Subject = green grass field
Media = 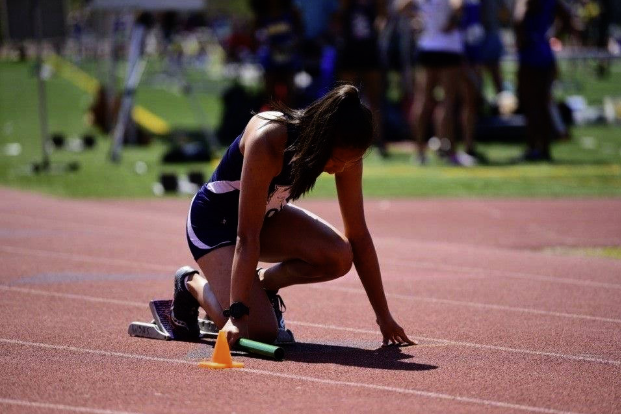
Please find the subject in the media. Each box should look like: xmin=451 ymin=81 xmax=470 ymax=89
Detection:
xmin=1 ymin=58 xmax=621 ymax=199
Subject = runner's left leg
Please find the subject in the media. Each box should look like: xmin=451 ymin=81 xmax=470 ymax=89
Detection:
xmin=258 ymin=204 xmax=353 ymax=291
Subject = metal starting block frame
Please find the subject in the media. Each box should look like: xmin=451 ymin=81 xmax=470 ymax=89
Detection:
xmin=128 ymin=299 xmax=218 ymax=341
xmin=128 ymin=299 xmax=295 ymax=344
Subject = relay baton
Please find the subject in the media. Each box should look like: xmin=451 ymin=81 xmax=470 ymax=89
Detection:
xmin=237 ymin=338 xmax=284 ymax=361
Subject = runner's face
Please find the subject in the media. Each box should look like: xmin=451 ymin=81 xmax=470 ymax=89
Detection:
xmin=323 ymin=147 xmax=366 ymax=175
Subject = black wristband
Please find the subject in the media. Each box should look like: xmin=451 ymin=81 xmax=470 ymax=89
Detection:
xmin=223 ymin=301 xmax=250 ymax=319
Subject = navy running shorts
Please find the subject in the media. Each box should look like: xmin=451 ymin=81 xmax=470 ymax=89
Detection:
xmin=186 ymin=192 xmax=238 ymax=261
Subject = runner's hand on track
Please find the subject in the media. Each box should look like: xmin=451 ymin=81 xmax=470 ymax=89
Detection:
xmin=377 ymin=314 xmax=417 ymax=346
xmin=223 ymin=317 xmax=248 ymax=347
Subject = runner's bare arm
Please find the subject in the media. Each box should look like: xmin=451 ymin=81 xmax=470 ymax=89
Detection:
xmin=231 ymin=119 xmax=285 ymax=306
xmin=335 ymin=161 xmax=415 ymax=345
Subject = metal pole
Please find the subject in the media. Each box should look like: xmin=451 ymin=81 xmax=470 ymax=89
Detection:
xmin=109 ymin=23 xmax=146 ymax=162
xmin=34 ymin=0 xmax=51 ymax=171
xmin=174 ymin=61 xmax=219 ymax=152
xmin=107 ymin=12 xmax=118 ymax=130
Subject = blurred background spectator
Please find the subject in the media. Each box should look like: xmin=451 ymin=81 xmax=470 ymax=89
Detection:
xmin=460 ymin=0 xmax=487 ymax=164
xmin=333 ymin=0 xmax=389 ymax=157
xmin=293 ymin=0 xmax=339 ymax=105
xmin=514 ymin=0 xmax=581 ymax=162
xmin=409 ymin=0 xmax=469 ymax=165
xmin=249 ymin=0 xmax=303 ymax=107
xmin=3 ymin=0 xmax=621 ymax=169
xmin=479 ymin=0 xmax=511 ymax=96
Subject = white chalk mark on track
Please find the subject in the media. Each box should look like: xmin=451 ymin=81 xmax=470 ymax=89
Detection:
xmin=0 ymin=338 xmax=586 ymax=414
xmin=0 ymin=397 xmax=142 ymax=414
xmin=382 ymin=257 xmax=621 ymax=290
xmin=2 ymin=285 xmax=620 ymax=367
xmin=310 ymin=284 xmax=621 ymax=324
xmin=3 ymin=242 xmax=620 ymax=290
xmin=287 ymin=321 xmax=621 ymax=367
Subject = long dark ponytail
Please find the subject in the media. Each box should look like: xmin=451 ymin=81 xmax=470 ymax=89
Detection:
xmin=265 ymin=84 xmax=374 ymax=200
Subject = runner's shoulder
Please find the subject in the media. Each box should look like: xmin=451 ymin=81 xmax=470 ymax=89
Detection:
xmin=245 ymin=111 xmax=288 ymax=156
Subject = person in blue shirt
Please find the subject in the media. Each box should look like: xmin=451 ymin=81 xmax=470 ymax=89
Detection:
xmin=335 ymin=0 xmax=390 ymax=157
xmin=514 ymin=0 xmax=578 ymax=161
xmin=251 ymin=0 xmax=303 ymax=107
xmin=479 ymin=0 xmax=510 ymax=95
xmin=461 ymin=0 xmax=487 ymax=164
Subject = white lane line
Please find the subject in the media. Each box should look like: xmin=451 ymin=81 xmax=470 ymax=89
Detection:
xmin=0 ymin=285 xmax=145 ymax=307
xmin=0 ymin=204 xmax=180 ymax=226
xmin=5 ymin=278 xmax=621 ymax=330
xmin=287 ymin=321 xmax=621 ymax=367
xmin=0 ymin=245 xmax=172 ymax=272
xmin=0 ymin=397 xmax=142 ymax=414
xmin=310 ymin=284 xmax=621 ymax=324
xmin=3 ymin=244 xmax=620 ymax=325
xmin=382 ymin=257 xmax=621 ymax=290
xmin=242 ymin=368 xmax=583 ymax=414
xmin=2 ymin=241 xmax=620 ymax=324
xmin=2 ymin=285 xmax=620 ymax=367
xmin=463 ymin=201 xmax=504 ymax=219
xmin=4 ymin=242 xmax=620 ymax=292
xmin=0 ymin=212 xmax=175 ymax=241
xmin=0 ymin=338 xmax=584 ymax=414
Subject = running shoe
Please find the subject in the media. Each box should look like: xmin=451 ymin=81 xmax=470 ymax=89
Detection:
xmin=266 ymin=290 xmax=296 ymax=343
xmin=170 ymin=266 xmax=201 ymax=339
xmin=258 ymin=268 xmax=296 ymax=343
xmin=265 ymin=289 xmax=287 ymax=331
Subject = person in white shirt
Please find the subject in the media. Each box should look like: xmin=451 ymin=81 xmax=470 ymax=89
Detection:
xmin=410 ymin=0 xmax=468 ymax=165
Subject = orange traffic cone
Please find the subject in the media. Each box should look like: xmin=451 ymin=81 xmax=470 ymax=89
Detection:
xmin=199 ymin=330 xmax=244 ymax=369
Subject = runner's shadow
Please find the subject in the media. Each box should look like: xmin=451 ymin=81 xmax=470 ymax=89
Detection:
xmin=281 ymin=341 xmax=438 ymax=371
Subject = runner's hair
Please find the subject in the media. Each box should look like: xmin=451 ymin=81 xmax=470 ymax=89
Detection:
xmin=260 ymin=84 xmax=374 ymax=201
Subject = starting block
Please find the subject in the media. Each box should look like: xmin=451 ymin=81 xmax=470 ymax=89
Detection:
xmin=128 ymin=299 xmax=219 ymax=341
xmin=129 ymin=299 xmax=289 ymax=360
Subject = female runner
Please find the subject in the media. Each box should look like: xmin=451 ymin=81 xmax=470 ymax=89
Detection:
xmin=171 ymin=84 xmax=415 ymax=347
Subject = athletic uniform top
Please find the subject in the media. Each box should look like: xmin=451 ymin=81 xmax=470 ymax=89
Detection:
xmin=199 ymin=122 xmax=297 ymax=219
xmin=461 ymin=0 xmax=485 ymax=62
xmin=186 ymin=121 xmax=298 ymax=260
xmin=416 ymin=0 xmax=464 ymax=54
xmin=517 ymin=0 xmax=557 ymax=67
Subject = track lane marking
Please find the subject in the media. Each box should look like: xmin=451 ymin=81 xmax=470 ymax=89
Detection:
xmin=309 ymin=284 xmax=621 ymax=324
xmin=0 ymin=285 xmax=145 ymax=307
xmin=3 ymin=209 xmax=620 ymax=247
xmin=0 ymin=397 xmax=141 ymax=414
xmin=5 ymin=279 xmax=621 ymax=326
xmin=0 ymin=206 xmax=179 ymax=229
xmin=3 ymin=240 xmax=620 ymax=290
xmin=0 ymin=245 xmax=172 ymax=272
xmin=0 ymin=338 xmax=586 ymax=414
xmin=286 ymin=321 xmax=621 ymax=367
xmin=382 ymin=257 xmax=621 ymax=289
xmin=0 ymin=213 xmax=175 ymax=240
xmin=3 ymin=246 xmax=620 ymax=325
xmin=2 ymin=285 xmax=620 ymax=366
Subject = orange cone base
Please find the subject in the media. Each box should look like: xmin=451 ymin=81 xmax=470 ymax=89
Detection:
xmin=199 ymin=360 xmax=244 ymax=369
xmin=198 ymin=330 xmax=244 ymax=369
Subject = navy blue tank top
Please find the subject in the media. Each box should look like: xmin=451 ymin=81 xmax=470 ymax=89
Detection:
xmin=518 ymin=0 xmax=556 ymax=67
xmin=197 ymin=123 xmax=297 ymax=218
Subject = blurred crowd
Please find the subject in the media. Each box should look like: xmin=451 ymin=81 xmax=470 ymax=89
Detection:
xmin=4 ymin=0 xmax=619 ymax=165
xmin=232 ymin=0 xmax=617 ymax=164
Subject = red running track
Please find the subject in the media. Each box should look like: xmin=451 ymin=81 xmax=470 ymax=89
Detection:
xmin=1 ymin=187 xmax=620 ymax=414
